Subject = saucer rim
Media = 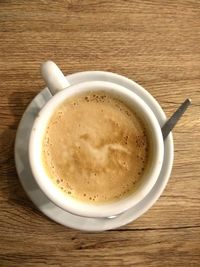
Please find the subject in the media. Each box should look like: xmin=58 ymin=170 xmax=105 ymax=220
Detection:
xmin=14 ymin=70 xmax=174 ymax=231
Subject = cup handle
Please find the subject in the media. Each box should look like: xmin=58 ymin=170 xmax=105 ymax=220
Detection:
xmin=41 ymin=60 xmax=70 ymax=95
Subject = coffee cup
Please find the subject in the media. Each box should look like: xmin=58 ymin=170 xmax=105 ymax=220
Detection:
xmin=29 ymin=61 xmax=164 ymax=218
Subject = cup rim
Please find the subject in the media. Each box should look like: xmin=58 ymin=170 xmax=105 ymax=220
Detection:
xmin=29 ymin=80 xmax=164 ymax=218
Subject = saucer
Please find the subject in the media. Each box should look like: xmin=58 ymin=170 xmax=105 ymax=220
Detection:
xmin=15 ymin=71 xmax=174 ymax=231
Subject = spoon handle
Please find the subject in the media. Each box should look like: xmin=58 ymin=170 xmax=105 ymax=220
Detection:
xmin=162 ymin=98 xmax=191 ymax=140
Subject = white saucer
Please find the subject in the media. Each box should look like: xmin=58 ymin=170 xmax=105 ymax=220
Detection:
xmin=15 ymin=71 xmax=174 ymax=231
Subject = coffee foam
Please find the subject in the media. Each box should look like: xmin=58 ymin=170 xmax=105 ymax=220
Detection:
xmin=42 ymin=91 xmax=149 ymax=203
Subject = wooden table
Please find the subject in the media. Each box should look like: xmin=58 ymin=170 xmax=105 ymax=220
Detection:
xmin=0 ymin=1 xmax=199 ymax=266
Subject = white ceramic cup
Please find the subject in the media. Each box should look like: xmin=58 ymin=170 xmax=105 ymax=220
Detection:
xmin=29 ymin=61 xmax=164 ymax=218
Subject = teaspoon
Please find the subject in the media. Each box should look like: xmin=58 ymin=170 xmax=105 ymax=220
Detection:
xmin=162 ymin=98 xmax=191 ymax=140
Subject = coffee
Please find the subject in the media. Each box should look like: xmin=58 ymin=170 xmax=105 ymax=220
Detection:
xmin=42 ymin=91 xmax=149 ymax=203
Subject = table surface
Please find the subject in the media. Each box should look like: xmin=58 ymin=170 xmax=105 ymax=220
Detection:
xmin=0 ymin=1 xmax=200 ymax=266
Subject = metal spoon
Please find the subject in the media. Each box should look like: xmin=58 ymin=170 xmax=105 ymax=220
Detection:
xmin=162 ymin=98 xmax=191 ymax=140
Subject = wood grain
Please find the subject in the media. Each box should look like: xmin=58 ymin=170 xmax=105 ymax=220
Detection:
xmin=0 ymin=1 xmax=200 ymax=266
